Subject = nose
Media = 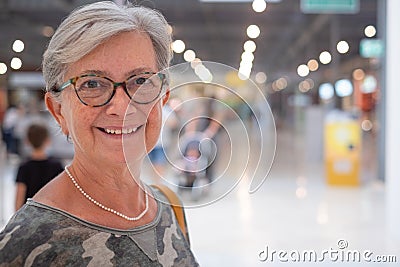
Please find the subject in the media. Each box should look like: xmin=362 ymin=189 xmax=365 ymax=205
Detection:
xmin=105 ymin=85 xmax=137 ymax=116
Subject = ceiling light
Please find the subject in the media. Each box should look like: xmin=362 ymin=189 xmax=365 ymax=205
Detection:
xmin=299 ymin=81 xmax=311 ymax=93
xmin=319 ymin=51 xmax=332 ymax=64
xmin=42 ymin=26 xmax=55 ymax=37
xmin=0 ymin=63 xmax=7 ymax=75
xmin=238 ymin=63 xmax=252 ymax=80
xmin=241 ymin=51 xmax=254 ymax=62
xmin=239 ymin=62 xmax=252 ymax=79
xmin=183 ymin=50 xmax=196 ymax=62
xmin=319 ymin=83 xmax=334 ymax=100
xmin=10 ymin=57 xmax=22 ymax=70
xmin=12 ymin=40 xmax=25 ymax=53
xmin=337 ymin=40 xmax=350 ymax=54
xmin=172 ymin=40 xmax=185 ymax=53
xmin=247 ymin=25 xmax=260 ymax=39
xmin=190 ymin=58 xmax=202 ymax=69
xmin=255 ymin=72 xmax=267 ymax=83
xmin=361 ymin=120 xmax=373 ymax=131
xmin=305 ymin=78 xmax=314 ymax=89
xmin=361 ymin=75 xmax=377 ymax=93
xmin=238 ymin=70 xmax=250 ymax=80
xmin=297 ymin=64 xmax=309 ymax=77
xmin=352 ymin=69 xmax=365 ymax=81
xmin=299 ymin=79 xmax=314 ymax=93
xmin=335 ymin=79 xmax=353 ymax=97
xmin=307 ymin=59 xmax=319 ymax=71
xmin=243 ymin=40 xmax=256 ymax=53
xmin=252 ymin=0 xmax=266 ymax=13
xmin=364 ymin=25 xmax=376 ymax=38
xmin=275 ymin=77 xmax=287 ymax=90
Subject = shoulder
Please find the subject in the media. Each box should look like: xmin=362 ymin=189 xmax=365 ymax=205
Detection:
xmin=15 ymin=160 xmax=33 ymax=181
xmin=0 ymin=203 xmax=75 ymax=243
xmin=0 ymin=203 xmax=98 ymax=265
xmin=17 ymin=159 xmax=33 ymax=170
xmin=149 ymin=186 xmax=184 ymax=235
xmin=149 ymin=186 xmax=199 ymax=266
xmin=149 ymin=186 xmax=184 ymax=231
xmin=0 ymin=204 xmax=57 ymax=263
xmin=44 ymin=157 xmax=63 ymax=166
xmin=47 ymin=158 xmax=64 ymax=171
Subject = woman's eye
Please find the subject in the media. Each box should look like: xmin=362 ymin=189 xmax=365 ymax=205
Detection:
xmin=135 ymin=77 xmax=147 ymax=85
xmin=85 ymin=80 xmax=100 ymax=88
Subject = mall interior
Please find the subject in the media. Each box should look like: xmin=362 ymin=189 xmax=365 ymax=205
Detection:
xmin=1 ymin=0 xmax=400 ymax=266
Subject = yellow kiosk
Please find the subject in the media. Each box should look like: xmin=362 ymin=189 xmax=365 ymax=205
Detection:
xmin=324 ymin=111 xmax=361 ymax=186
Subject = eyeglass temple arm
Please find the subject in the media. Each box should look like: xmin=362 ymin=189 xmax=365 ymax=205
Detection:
xmin=51 ymin=80 xmax=73 ymax=93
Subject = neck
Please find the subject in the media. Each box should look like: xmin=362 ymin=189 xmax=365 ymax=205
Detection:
xmin=69 ymin=157 xmax=143 ymax=194
xmin=63 ymin=165 xmax=153 ymax=226
xmin=31 ymin=149 xmax=47 ymax=160
xmin=65 ymin=165 xmax=149 ymax=222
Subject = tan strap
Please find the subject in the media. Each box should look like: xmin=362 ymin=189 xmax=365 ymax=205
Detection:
xmin=151 ymin=184 xmax=189 ymax=244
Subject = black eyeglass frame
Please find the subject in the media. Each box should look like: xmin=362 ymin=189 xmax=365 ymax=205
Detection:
xmin=52 ymin=72 xmax=166 ymax=107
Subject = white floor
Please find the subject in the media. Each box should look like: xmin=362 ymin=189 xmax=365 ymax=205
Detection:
xmin=184 ymin=127 xmax=399 ymax=266
xmin=1 ymin=124 xmax=399 ymax=266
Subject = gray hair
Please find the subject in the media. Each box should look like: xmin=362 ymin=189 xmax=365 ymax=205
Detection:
xmin=42 ymin=1 xmax=172 ymax=97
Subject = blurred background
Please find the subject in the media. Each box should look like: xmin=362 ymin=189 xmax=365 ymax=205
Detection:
xmin=1 ymin=0 xmax=399 ymax=266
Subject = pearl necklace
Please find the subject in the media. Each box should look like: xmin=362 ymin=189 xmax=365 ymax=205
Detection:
xmin=65 ymin=166 xmax=149 ymax=221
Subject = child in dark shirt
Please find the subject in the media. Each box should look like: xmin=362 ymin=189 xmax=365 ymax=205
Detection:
xmin=15 ymin=123 xmax=63 ymax=210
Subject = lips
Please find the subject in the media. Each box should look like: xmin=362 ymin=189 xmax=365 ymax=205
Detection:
xmin=98 ymin=125 xmax=143 ymax=135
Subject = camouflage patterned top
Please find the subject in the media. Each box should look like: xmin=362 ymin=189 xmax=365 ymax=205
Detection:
xmin=0 ymin=187 xmax=199 ymax=267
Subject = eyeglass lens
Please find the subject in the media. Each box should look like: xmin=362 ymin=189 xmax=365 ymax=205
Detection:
xmin=74 ymin=74 xmax=162 ymax=106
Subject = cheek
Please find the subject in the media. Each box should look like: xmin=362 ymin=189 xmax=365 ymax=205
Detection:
xmin=145 ymin=105 xmax=162 ymax=151
xmin=61 ymin=98 xmax=93 ymax=138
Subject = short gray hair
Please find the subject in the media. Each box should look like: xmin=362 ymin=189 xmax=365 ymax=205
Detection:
xmin=43 ymin=1 xmax=172 ymax=96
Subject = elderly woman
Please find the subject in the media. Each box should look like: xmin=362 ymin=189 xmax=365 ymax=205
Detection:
xmin=0 ymin=1 xmax=198 ymax=266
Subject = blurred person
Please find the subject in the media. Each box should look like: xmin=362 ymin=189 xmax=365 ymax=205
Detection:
xmin=179 ymin=139 xmax=208 ymax=188
xmin=182 ymin=89 xmax=223 ymax=182
xmin=0 ymin=1 xmax=197 ymax=266
xmin=13 ymin=101 xmax=48 ymax=157
xmin=15 ymin=123 xmax=63 ymax=211
xmin=1 ymin=104 xmax=22 ymax=156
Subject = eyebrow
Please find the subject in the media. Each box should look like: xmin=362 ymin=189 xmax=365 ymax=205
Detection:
xmin=80 ymin=67 xmax=156 ymax=79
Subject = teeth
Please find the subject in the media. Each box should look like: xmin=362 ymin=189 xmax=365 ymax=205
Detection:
xmin=105 ymin=127 xmax=138 ymax=135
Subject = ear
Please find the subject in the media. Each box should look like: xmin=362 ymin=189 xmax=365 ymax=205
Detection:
xmin=45 ymin=92 xmax=69 ymax=135
xmin=162 ymin=87 xmax=170 ymax=106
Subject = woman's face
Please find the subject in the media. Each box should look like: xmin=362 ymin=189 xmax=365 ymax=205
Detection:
xmin=47 ymin=31 xmax=166 ymax=166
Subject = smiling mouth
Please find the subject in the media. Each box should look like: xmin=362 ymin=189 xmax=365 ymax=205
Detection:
xmin=98 ymin=125 xmax=143 ymax=135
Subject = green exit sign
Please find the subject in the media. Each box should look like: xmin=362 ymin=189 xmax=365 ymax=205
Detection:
xmin=360 ymin=39 xmax=384 ymax=58
xmin=301 ymin=0 xmax=359 ymax=14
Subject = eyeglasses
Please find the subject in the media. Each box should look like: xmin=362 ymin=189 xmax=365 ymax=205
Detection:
xmin=53 ymin=72 xmax=166 ymax=107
